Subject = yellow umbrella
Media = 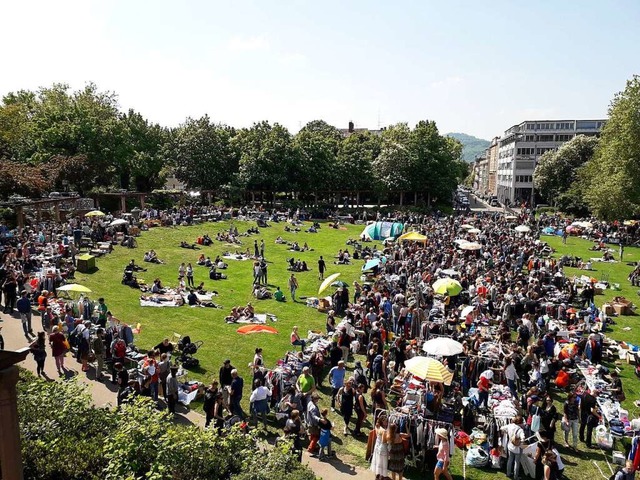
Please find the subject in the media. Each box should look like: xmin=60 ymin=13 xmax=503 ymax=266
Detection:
xmin=432 ymin=278 xmax=463 ymax=296
xmin=319 ymin=273 xmax=341 ymax=295
xmin=57 ymin=283 xmax=92 ymax=293
xmin=397 ymin=231 xmax=428 ymax=243
xmin=404 ymin=356 xmax=452 ymax=384
xmin=85 ymin=210 xmax=105 ymax=217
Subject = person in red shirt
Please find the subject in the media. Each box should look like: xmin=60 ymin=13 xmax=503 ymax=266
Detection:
xmin=555 ymin=368 xmax=570 ymax=390
xmin=143 ymin=350 xmax=160 ymax=401
xmin=477 ymin=370 xmax=493 ymax=409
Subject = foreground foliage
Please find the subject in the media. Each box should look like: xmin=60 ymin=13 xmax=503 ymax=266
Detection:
xmin=16 ymin=370 xmax=316 ymax=480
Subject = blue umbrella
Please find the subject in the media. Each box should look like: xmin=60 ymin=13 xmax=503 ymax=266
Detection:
xmin=362 ymin=258 xmax=381 ymax=271
xmin=542 ymin=227 xmax=555 ymax=235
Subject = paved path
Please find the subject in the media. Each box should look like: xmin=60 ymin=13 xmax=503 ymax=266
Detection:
xmin=0 ymin=310 xmax=374 ymax=480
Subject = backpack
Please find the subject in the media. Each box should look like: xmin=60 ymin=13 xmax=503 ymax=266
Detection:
xmin=511 ymin=426 xmax=523 ymax=447
xmin=372 ymin=354 xmax=383 ymax=374
xmin=518 ymin=325 xmax=530 ymax=340
xmin=113 ymin=340 xmax=126 ymax=358
xmin=610 ymin=467 xmax=623 ymax=480
xmin=355 ymin=368 xmax=368 ymax=390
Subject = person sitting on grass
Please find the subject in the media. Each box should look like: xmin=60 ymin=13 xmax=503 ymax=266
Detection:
xmin=187 ymin=289 xmax=200 ymax=306
xmin=180 ymin=241 xmax=199 ymax=250
xmin=144 ymin=250 xmax=164 ymax=264
xmin=225 ymin=307 xmax=241 ymax=323
xmin=197 ymin=254 xmax=206 ymax=265
xmin=253 ymin=285 xmax=272 ymax=300
xmin=274 ymin=286 xmax=286 ymax=302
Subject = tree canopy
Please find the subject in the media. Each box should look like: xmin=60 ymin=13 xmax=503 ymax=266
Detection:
xmin=581 ymin=75 xmax=640 ymax=220
xmin=0 ymin=82 xmax=470 ymax=208
xmin=533 ymin=134 xmax=598 ymax=214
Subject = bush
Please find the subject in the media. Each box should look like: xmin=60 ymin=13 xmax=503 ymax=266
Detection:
xmin=16 ymin=371 xmax=316 ymax=480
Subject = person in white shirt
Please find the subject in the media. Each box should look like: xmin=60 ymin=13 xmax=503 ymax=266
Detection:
xmin=504 ymin=357 xmax=518 ymax=397
xmin=249 ymin=379 xmax=271 ymax=428
xmin=501 ymin=415 xmax=526 ymax=480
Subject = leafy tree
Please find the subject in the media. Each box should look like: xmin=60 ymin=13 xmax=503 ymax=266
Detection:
xmin=372 ymin=123 xmax=414 ymax=196
xmin=293 ymin=120 xmax=342 ymax=192
xmin=120 ymin=110 xmax=169 ymax=191
xmin=164 ymin=115 xmax=236 ymax=191
xmin=17 ymin=370 xmax=315 ymax=480
xmin=533 ymin=134 xmax=598 ymax=213
xmin=335 ymin=130 xmax=381 ymax=199
xmin=234 ymin=121 xmax=299 ymax=195
xmin=0 ymin=160 xmax=50 ymax=198
xmin=582 ymin=76 xmax=640 ymax=219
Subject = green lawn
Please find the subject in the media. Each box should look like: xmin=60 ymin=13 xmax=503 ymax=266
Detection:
xmin=72 ymin=223 xmax=640 ymax=480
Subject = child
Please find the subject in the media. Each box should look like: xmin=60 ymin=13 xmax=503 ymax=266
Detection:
xmin=318 ymin=408 xmax=333 ymax=460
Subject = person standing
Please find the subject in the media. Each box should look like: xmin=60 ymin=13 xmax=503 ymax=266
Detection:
xmin=353 ymin=383 xmax=368 ymax=436
xmin=254 ymin=240 xmax=259 ymax=258
xmin=219 ymin=359 xmax=234 ymax=407
xmin=203 ymin=380 xmax=219 ymax=428
xmin=370 ymin=417 xmax=390 ymax=479
xmin=388 ymin=422 xmax=409 ymax=480
xmin=619 ymin=243 xmax=625 ymax=262
xmin=230 ymin=369 xmax=245 ymax=419
xmin=29 ymin=331 xmax=47 ymax=377
xmin=305 ymin=393 xmax=322 ymax=455
xmin=318 ymin=256 xmax=326 ymax=280
xmin=49 ymin=325 xmax=67 ymax=375
xmin=501 ymin=416 xmax=526 ymax=480
xmin=92 ymin=328 xmax=106 ymax=380
xmin=249 ymin=379 xmax=271 ymax=428
xmin=2 ymin=273 xmax=17 ymax=314
xmin=563 ymin=392 xmax=580 ymax=450
xmin=338 ymin=378 xmax=355 ymax=435
xmin=260 ymin=239 xmax=265 ymax=259
xmin=289 ymin=274 xmax=299 ymax=302
xmin=96 ymin=297 xmax=108 ymax=328
xmin=143 ymin=351 xmax=159 ymax=401
xmin=329 ymin=361 xmax=346 ymax=412
xmin=579 ymin=388 xmax=597 ymax=445
xmin=114 ymin=362 xmax=129 ymax=406
xmin=186 ymin=263 xmax=194 ymax=287
xmin=17 ymin=290 xmax=33 ymax=337
xmin=166 ymin=365 xmax=180 ymax=414
xmin=296 ymin=366 xmax=316 ymax=411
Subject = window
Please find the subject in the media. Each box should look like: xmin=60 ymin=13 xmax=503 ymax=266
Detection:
xmin=556 ymin=134 xmax=573 ymax=142
xmin=524 ymin=135 xmax=535 ymax=142
xmin=538 ymin=135 xmax=554 ymax=142
xmin=576 ymin=120 xmax=598 ymax=129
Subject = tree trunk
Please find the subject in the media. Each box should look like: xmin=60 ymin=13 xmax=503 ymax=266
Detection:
xmin=414 ymin=191 xmax=418 ymax=205
xmin=399 ymin=191 xmax=404 ymax=206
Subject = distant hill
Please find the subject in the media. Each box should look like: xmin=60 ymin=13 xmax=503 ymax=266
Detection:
xmin=446 ymin=133 xmax=491 ymax=163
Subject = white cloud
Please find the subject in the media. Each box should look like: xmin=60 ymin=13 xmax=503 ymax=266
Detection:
xmin=430 ymin=76 xmax=464 ymax=88
xmin=279 ymin=52 xmax=307 ymax=66
xmin=226 ymin=35 xmax=270 ymax=52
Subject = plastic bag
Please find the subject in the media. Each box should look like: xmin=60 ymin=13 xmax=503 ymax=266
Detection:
xmin=531 ymin=413 xmax=541 ymax=433
xmin=466 ymin=445 xmax=489 ymax=467
xmin=596 ymin=425 xmax=613 ymax=449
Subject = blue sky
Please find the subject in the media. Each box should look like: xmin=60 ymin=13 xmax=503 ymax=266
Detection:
xmin=2 ymin=0 xmax=638 ymax=139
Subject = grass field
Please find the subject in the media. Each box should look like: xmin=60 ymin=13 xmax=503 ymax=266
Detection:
xmin=72 ymin=222 xmax=640 ymax=479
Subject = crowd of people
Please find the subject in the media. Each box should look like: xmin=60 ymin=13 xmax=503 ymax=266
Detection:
xmin=3 ymin=203 xmax=640 ymax=480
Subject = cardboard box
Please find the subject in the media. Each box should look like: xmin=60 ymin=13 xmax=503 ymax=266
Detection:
xmin=602 ymin=304 xmax=615 ymax=316
xmin=613 ymin=303 xmax=629 ymax=316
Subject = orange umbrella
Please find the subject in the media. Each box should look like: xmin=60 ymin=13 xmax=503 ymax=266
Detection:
xmin=236 ymin=325 xmax=278 ymax=335
xmin=566 ymin=308 xmax=577 ymax=314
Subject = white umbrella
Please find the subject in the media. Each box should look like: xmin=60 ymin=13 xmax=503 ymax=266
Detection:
xmin=460 ymin=305 xmax=475 ymax=318
xmin=468 ymin=228 xmax=481 ymax=234
xmin=460 ymin=224 xmax=474 ymax=230
xmin=505 ymin=215 xmax=517 ymax=220
xmin=422 ymin=337 xmax=464 ymax=356
xmin=515 ymin=225 xmax=531 ymax=233
xmin=109 ymin=218 xmax=128 ymax=227
xmin=441 ymin=268 xmax=459 ymax=277
xmin=453 ymin=239 xmax=469 ymax=245
xmin=460 ymin=242 xmax=482 ymax=251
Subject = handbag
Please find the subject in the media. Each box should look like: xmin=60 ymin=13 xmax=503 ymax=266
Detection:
xmin=561 ymin=418 xmax=570 ymax=432
xmin=531 ymin=413 xmax=541 ymax=432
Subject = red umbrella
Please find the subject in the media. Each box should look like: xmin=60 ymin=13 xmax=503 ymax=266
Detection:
xmin=566 ymin=308 xmax=577 ymax=314
xmin=477 ymin=285 xmax=488 ymax=297
xmin=236 ymin=325 xmax=278 ymax=335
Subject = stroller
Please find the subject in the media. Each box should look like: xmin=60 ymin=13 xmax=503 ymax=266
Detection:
xmin=177 ymin=335 xmax=203 ymax=369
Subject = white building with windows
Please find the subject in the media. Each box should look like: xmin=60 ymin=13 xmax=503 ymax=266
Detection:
xmin=496 ymin=119 xmax=605 ymax=206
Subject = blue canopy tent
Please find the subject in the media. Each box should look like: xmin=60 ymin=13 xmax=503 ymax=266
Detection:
xmin=360 ymin=221 xmax=404 ymax=241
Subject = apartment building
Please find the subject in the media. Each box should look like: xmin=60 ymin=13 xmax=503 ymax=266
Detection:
xmin=495 ymin=119 xmax=605 ymax=206
xmin=473 ymin=152 xmax=489 ymax=194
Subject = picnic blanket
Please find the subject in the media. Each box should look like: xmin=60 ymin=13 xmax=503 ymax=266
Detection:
xmin=181 ymin=292 xmax=217 ymax=303
xmin=140 ymin=294 xmax=184 ymax=307
xmin=223 ymin=253 xmax=251 ymax=261
xmin=226 ymin=313 xmax=277 ymax=324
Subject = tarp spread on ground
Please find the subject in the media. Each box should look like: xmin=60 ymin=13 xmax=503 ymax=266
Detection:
xmin=360 ymin=221 xmax=404 ymax=240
